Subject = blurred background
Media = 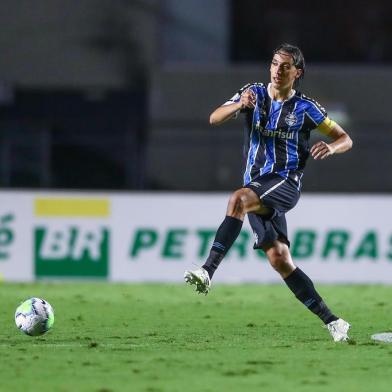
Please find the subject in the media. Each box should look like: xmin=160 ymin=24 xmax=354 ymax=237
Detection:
xmin=1 ymin=6 xmax=392 ymax=387
xmin=1 ymin=0 xmax=391 ymax=193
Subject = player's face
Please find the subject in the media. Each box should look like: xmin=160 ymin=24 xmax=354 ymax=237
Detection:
xmin=270 ymin=51 xmax=302 ymax=90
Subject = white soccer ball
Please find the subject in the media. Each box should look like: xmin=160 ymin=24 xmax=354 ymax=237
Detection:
xmin=15 ymin=297 xmax=55 ymax=336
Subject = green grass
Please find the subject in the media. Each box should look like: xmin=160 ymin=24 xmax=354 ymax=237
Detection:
xmin=1 ymin=283 xmax=392 ymax=392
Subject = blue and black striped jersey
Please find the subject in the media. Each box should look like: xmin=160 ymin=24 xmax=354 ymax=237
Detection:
xmin=225 ymin=82 xmax=328 ymax=189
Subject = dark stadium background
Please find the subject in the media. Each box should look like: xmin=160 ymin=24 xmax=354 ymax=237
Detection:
xmin=0 ymin=0 xmax=391 ymax=192
xmin=2 ymin=4 xmax=392 ymax=390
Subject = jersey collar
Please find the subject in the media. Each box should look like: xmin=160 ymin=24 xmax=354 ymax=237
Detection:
xmin=267 ymin=83 xmax=296 ymax=102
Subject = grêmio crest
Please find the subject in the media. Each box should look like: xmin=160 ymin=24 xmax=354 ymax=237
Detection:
xmin=284 ymin=113 xmax=297 ymax=126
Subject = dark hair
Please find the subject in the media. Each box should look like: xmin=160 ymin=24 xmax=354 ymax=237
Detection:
xmin=273 ymin=43 xmax=305 ymax=86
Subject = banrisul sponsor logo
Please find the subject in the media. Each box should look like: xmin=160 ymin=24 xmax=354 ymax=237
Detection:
xmin=34 ymin=198 xmax=110 ymax=278
xmin=0 ymin=213 xmax=15 ymax=260
xmin=129 ymin=227 xmax=392 ymax=262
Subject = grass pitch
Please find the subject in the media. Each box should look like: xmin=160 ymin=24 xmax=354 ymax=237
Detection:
xmin=1 ymin=283 xmax=392 ymax=392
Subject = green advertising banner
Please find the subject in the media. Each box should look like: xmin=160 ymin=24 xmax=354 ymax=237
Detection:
xmin=0 ymin=213 xmax=15 ymax=261
xmin=1 ymin=191 xmax=392 ymax=283
xmin=34 ymin=226 xmax=109 ymax=278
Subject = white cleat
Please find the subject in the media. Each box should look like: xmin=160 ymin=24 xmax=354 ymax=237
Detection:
xmin=184 ymin=268 xmax=211 ymax=295
xmin=327 ymin=318 xmax=350 ymax=342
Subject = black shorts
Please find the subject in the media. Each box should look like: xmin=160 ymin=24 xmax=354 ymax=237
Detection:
xmin=245 ymin=173 xmax=300 ymax=249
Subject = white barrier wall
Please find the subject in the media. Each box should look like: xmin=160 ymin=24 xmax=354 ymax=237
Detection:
xmin=1 ymin=191 xmax=392 ymax=283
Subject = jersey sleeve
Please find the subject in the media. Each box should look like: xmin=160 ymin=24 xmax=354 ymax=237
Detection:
xmin=305 ymin=97 xmax=327 ymax=127
xmin=222 ymin=83 xmax=253 ymax=106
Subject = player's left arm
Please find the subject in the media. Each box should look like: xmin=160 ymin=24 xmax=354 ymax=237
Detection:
xmin=310 ymin=117 xmax=353 ymax=160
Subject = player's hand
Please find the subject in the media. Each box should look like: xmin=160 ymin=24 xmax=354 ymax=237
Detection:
xmin=240 ymin=89 xmax=256 ymax=109
xmin=310 ymin=141 xmax=335 ymax=160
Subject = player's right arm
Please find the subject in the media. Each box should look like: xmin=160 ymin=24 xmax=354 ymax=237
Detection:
xmin=209 ymin=88 xmax=256 ymax=125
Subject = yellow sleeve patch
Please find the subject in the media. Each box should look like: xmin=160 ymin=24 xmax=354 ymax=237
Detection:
xmin=317 ymin=117 xmax=336 ymax=135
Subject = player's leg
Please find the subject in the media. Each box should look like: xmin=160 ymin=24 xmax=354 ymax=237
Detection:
xmin=201 ymin=187 xmax=271 ymax=276
xmin=225 ymin=188 xmax=272 ymax=219
xmin=184 ymin=174 xmax=293 ymax=293
xmin=263 ymin=240 xmax=350 ymax=341
xmin=264 ymin=239 xmax=337 ymax=322
xmin=184 ymin=187 xmax=267 ymax=293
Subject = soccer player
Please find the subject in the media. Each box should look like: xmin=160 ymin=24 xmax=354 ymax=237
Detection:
xmin=184 ymin=43 xmax=353 ymax=342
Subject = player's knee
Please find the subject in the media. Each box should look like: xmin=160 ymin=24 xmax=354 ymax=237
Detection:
xmin=227 ymin=189 xmax=248 ymax=215
xmin=266 ymin=243 xmax=291 ymax=272
xmin=227 ymin=188 xmax=261 ymax=218
xmin=268 ymin=253 xmax=285 ymax=271
xmin=269 ymin=257 xmax=289 ymax=273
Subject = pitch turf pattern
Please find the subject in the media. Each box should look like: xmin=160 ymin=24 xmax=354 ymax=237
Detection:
xmin=1 ymin=284 xmax=392 ymax=391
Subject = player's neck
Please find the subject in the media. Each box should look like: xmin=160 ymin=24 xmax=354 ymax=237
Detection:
xmin=268 ymin=83 xmax=295 ymax=102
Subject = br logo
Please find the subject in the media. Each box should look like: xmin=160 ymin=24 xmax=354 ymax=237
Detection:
xmin=34 ymin=226 xmax=109 ymax=277
xmin=0 ymin=214 xmax=15 ymax=260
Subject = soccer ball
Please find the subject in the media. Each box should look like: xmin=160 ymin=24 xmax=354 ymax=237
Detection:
xmin=15 ymin=297 xmax=54 ymax=336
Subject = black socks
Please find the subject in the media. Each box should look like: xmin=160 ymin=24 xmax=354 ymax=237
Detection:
xmin=202 ymin=217 xmax=338 ymax=326
xmin=284 ymin=268 xmax=338 ymax=325
xmin=202 ymin=216 xmax=243 ymax=279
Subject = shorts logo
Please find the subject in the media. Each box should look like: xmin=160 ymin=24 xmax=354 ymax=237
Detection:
xmin=249 ymin=181 xmax=261 ymax=188
xmin=253 ymin=231 xmax=259 ymax=245
xmin=285 ymin=113 xmax=297 ymax=126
